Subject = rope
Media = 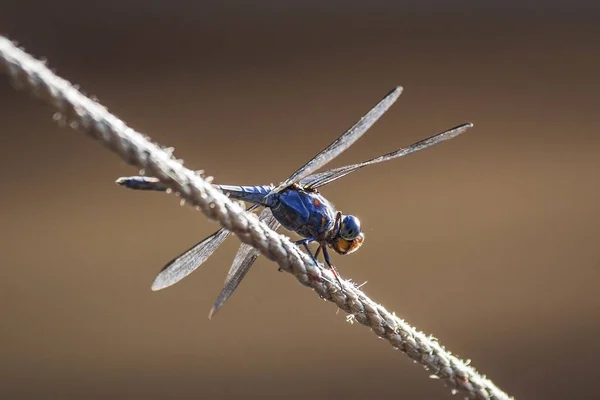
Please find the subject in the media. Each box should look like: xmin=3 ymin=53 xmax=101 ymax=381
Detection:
xmin=0 ymin=36 xmax=513 ymax=400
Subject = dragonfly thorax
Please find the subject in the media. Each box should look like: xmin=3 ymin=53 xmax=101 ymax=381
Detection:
xmin=269 ymin=188 xmax=337 ymax=239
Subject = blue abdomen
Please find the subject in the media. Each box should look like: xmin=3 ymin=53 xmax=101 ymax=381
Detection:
xmin=216 ymin=184 xmax=273 ymax=204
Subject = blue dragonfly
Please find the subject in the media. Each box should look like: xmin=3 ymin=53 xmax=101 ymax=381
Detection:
xmin=116 ymin=86 xmax=473 ymax=317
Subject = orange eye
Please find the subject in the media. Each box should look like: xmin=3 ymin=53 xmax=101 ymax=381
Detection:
xmin=332 ymin=232 xmax=365 ymax=255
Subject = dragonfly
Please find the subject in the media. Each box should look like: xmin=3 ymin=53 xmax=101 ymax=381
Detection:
xmin=116 ymin=86 xmax=473 ymax=318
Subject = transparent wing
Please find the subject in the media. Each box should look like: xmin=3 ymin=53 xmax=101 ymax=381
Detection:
xmin=271 ymin=86 xmax=403 ymax=193
xmin=300 ymin=123 xmax=473 ymax=189
xmin=151 ymin=204 xmax=261 ymax=291
xmin=208 ymin=207 xmax=281 ymax=318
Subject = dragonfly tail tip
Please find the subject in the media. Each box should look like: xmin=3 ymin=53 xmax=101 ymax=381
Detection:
xmin=208 ymin=307 xmax=216 ymax=320
xmin=151 ymin=279 xmax=167 ymax=291
xmin=390 ymin=86 xmax=403 ymax=97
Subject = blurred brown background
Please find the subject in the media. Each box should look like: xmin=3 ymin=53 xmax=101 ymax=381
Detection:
xmin=1 ymin=1 xmax=600 ymax=399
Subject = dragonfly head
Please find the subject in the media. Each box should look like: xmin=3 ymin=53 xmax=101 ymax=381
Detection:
xmin=332 ymin=215 xmax=364 ymax=255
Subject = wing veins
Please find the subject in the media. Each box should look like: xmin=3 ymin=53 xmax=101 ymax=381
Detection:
xmin=208 ymin=208 xmax=281 ymax=318
xmin=300 ymin=123 xmax=474 ymax=189
xmin=271 ymin=86 xmax=403 ymax=193
xmin=151 ymin=204 xmax=261 ymax=291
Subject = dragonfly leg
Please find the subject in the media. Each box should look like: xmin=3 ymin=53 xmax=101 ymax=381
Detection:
xmin=314 ymin=245 xmax=322 ymax=260
xmin=291 ymin=240 xmax=343 ymax=291
xmin=321 ymin=246 xmax=344 ymax=291
xmin=292 ymin=238 xmax=319 ymax=270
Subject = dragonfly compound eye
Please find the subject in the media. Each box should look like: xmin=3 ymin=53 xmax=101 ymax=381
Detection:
xmin=340 ymin=215 xmax=361 ymax=240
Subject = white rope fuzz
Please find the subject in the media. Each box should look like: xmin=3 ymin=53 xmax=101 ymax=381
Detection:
xmin=0 ymin=36 xmax=513 ymax=400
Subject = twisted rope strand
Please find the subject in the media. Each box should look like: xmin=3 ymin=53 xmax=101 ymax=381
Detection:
xmin=0 ymin=36 xmax=513 ymax=400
